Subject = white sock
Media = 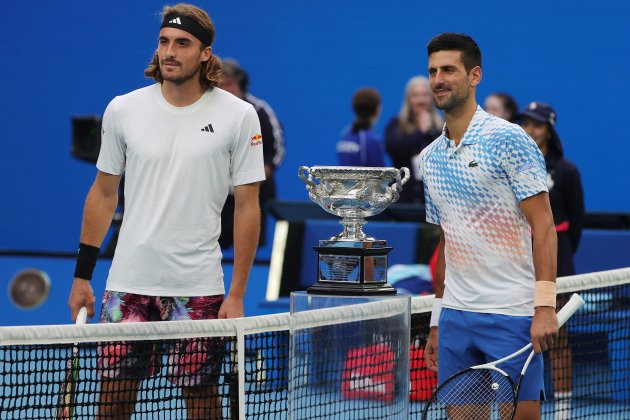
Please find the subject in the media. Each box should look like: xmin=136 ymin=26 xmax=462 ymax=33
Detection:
xmin=554 ymin=391 xmax=572 ymax=420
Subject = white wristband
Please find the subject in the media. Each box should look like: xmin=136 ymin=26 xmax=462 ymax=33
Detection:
xmin=430 ymin=298 xmax=442 ymax=328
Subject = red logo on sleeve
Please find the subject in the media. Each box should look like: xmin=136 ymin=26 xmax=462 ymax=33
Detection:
xmin=250 ymin=134 xmax=262 ymax=146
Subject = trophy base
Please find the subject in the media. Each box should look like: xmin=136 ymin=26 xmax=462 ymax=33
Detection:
xmin=309 ymin=240 xmax=397 ymax=296
xmin=307 ymin=281 xmax=397 ymax=296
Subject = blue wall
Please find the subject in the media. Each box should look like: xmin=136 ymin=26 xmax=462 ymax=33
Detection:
xmin=1 ymin=0 xmax=629 ymax=252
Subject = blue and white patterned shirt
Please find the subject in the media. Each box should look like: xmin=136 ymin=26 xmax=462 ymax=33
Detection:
xmin=419 ymin=106 xmax=548 ymax=316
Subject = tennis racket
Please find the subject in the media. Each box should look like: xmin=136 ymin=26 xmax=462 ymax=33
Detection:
xmin=56 ymin=307 xmax=87 ymax=420
xmin=422 ymin=293 xmax=585 ymax=420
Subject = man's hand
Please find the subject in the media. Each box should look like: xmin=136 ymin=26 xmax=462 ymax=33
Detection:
xmin=68 ymin=278 xmax=96 ymax=321
xmin=218 ymin=294 xmax=245 ymax=319
xmin=424 ymin=327 xmax=439 ymax=373
xmin=531 ymin=306 xmax=558 ymax=353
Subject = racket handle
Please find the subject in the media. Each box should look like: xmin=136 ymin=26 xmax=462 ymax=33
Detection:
xmin=556 ymin=293 xmax=585 ymax=327
xmin=76 ymin=307 xmax=88 ymax=325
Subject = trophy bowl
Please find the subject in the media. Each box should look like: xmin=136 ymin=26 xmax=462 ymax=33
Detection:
xmin=298 ymin=166 xmax=410 ymax=241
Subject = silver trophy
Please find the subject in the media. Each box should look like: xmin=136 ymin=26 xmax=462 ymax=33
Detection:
xmin=298 ymin=166 xmax=410 ymax=295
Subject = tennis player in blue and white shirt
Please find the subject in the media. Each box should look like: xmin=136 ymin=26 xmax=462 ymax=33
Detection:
xmin=421 ymin=33 xmax=559 ymax=420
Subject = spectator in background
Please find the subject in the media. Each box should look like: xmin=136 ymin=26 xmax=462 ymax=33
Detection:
xmin=220 ymin=59 xmax=285 ymax=247
xmin=336 ymin=87 xmax=385 ymax=167
xmin=520 ymin=102 xmax=584 ymax=276
xmin=385 ymin=76 xmax=442 ymax=203
xmin=520 ymin=101 xmax=585 ymax=420
xmin=484 ymin=92 xmax=519 ymax=123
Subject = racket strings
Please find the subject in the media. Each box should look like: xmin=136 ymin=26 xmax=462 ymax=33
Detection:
xmin=424 ymin=369 xmax=515 ymax=419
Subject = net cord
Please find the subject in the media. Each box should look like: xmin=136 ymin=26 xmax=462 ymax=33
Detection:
xmin=554 ymin=267 xmax=630 ymax=293
xmin=0 ymin=312 xmax=288 ymax=346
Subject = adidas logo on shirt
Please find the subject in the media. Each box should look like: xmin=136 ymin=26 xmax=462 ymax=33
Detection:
xmin=201 ymin=124 xmax=214 ymax=133
xmin=168 ymin=17 xmax=182 ymax=25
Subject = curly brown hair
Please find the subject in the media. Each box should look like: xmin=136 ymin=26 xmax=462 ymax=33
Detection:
xmin=144 ymin=3 xmax=222 ymax=89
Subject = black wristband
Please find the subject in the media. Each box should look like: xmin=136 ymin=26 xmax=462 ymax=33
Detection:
xmin=74 ymin=243 xmax=100 ymax=280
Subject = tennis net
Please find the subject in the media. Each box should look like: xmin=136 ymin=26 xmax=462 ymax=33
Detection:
xmin=0 ymin=267 xmax=628 ymax=419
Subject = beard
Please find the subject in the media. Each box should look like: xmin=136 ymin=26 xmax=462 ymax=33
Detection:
xmin=160 ymin=61 xmax=202 ymax=85
xmin=433 ymin=84 xmax=472 ymax=112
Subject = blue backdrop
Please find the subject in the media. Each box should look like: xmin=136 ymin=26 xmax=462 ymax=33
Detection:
xmin=1 ymin=0 xmax=629 ymax=252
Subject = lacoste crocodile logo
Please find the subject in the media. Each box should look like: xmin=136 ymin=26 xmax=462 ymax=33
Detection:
xmin=468 ymin=161 xmax=479 ymax=168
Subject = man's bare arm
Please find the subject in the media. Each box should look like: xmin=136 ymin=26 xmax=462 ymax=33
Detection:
xmin=520 ymin=192 xmax=558 ymax=353
xmin=68 ymin=171 xmax=121 ymax=320
xmin=425 ymin=226 xmax=445 ymax=373
xmin=434 ymin=227 xmax=446 ymax=299
xmin=219 ymin=182 xmax=260 ymax=319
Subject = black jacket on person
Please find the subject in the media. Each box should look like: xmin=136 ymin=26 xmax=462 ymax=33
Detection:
xmin=384 ymin=117 xmax=440 ymax=204
xmin=246 ymin=93 xmax=285 ymax=201
xmin=219 ymin=93 xmax=285 ymax=248
xmin=545 ymin=143 xmax=585 ymax=277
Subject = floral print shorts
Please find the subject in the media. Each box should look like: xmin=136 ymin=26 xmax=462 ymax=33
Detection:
xmin=97 ymin=291 xmax=225 ymax=387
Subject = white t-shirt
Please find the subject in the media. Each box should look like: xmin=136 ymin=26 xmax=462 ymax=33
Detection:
xmin=419 ymin=106 xmax=548 ymax=316
xmin=96 ymin=84 xmax=265 ymax=296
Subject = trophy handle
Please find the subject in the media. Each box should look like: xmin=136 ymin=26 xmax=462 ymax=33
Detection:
xmin=298 ymin=166 xmax=317 ymax=189
xmin=398 ymin=167 xmax=411 ymax=188
xmin=388 ymin=167 xmax=410 ymax=196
